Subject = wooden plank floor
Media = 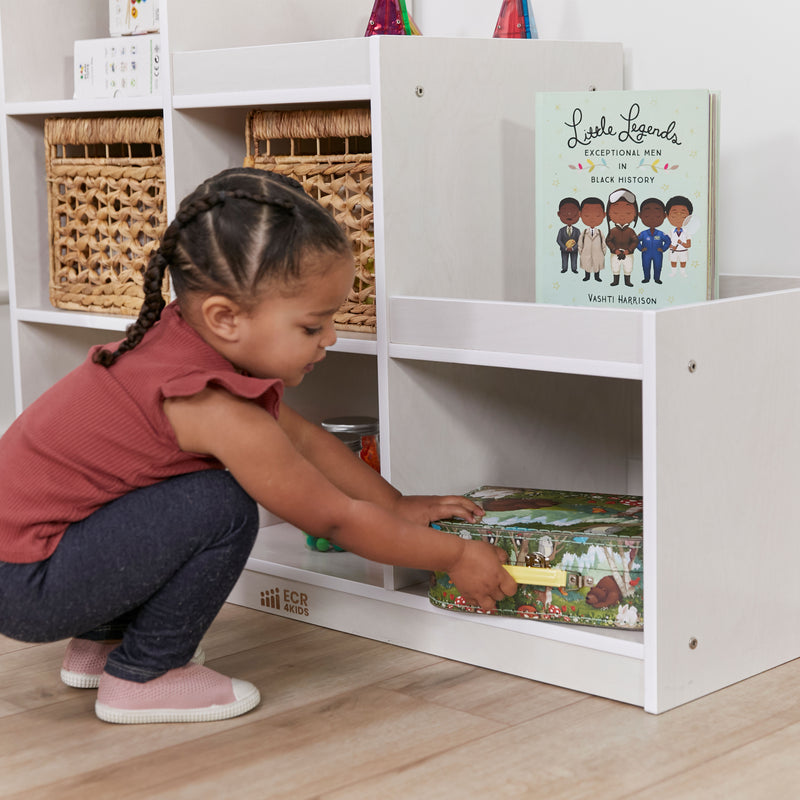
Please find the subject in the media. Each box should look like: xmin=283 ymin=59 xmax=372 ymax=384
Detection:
xmin=2 ymin=602 xmax=800 ymax=798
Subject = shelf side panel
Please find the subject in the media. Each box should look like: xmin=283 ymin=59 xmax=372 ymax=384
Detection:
xmin=169 ymin=108 xmax=255 ymax=211
xmin=0 ymin=300 xmax=12 ymax=431
xmin=0 ymin=137 xmax=10 ymax=429
xmin=648 ymin=290 xmax=800 ymax=712
xmin=376 ymin=38 xmax=623 ymax=304
xmin=16 ymin=322 xmax=112 ymax=409
xmin=282 ymin=350 xmax=378 ymax=424
xmin=4 ymin=115 xmax=50 ymax=310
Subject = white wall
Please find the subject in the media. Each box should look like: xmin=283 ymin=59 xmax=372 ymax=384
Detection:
xmin=1 ymin=0 xmax=792 ymax=296
xmin=414 ymin=0 xmax=798 ymax=278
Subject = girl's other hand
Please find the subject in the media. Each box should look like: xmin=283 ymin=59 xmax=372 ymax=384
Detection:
xmin=392 ymin=495 xmax=485 ymax=526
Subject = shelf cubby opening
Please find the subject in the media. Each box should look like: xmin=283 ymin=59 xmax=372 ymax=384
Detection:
xmin=387 ymin=358 xmax=642 ymax=500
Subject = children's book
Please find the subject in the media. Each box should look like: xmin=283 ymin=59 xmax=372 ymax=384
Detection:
xmin=534 ymin=89 xmax=719 ymax=309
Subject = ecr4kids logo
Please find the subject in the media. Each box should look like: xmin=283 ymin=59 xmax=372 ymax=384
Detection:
xmin=260 ymin=585 xmax=310 ymax=617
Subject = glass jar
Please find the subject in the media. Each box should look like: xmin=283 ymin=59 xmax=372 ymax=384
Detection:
xmin=305 ymin=416 xmax=381 ymax=553
xmin=321 ymin=415 xmax=380 ymax=473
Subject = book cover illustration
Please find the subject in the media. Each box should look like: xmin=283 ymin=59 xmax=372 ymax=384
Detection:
xmin=535 ymin=89 xmax=718 ymax=309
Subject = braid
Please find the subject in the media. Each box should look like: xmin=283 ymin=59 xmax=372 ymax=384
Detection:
xmin=91 ymin=244 xmax=172 ymax=367
xmin=92 ymin=168 xmax=347 ymax=368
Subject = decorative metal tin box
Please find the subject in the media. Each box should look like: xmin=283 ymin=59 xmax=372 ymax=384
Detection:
xmin=429 ymin=486 xmax=643 ymax=629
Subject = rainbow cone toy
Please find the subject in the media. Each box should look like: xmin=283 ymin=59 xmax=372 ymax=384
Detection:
xmin=364 ymin=0 xmax=421 ymax=36
xmin=493 ymin=0 xmax=538 ymax=39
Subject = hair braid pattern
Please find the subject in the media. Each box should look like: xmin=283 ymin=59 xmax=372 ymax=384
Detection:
xmin=92 ymin=168 xmax=350 ymax=367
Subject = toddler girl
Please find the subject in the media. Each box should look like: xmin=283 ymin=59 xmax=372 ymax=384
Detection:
xmin=0 ymin=168 xmax=515 ymax=724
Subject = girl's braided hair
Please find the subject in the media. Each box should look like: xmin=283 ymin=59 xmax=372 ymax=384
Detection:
xmin=93 ymin=167 xmax=350 ymax=367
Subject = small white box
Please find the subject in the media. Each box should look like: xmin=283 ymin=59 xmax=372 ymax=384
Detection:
xmin=109 ymin=0 xmax=160 ymax=36
xmin=74 ymin=35 xmax=161 ymax=99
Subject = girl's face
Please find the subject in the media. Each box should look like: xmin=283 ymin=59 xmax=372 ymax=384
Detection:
xmin=231 ymin=251 xmax=354 ymax=386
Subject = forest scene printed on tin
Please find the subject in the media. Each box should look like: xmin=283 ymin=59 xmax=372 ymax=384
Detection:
xmin=429 ymin=486 xmax=643 ymax=629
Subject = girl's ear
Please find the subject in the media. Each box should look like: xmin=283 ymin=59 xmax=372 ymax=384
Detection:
xmin=199 ymin=295 xmax=243 ymax=342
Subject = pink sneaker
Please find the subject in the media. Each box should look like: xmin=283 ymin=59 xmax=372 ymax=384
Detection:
xmin=60 ymin=639 xmax=205 ymax=689
xmin=94 ymin=663 xmax=260 ymax=724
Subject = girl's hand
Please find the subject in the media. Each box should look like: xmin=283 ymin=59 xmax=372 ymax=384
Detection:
xmin=447 ymin=540 xmax=517 ymax=611
xmin=392 ymin=495 xmax=485 ymax=526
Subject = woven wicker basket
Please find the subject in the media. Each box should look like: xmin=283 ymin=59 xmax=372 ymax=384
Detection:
xmin=45 ymin=116 xmax=169 ymax=316
xmin=244 ymin=108 xmax=375 ymax=333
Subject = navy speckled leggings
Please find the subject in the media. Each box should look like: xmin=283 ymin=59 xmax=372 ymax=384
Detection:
xmin=0 ymin=470 xmax=259 ymax=682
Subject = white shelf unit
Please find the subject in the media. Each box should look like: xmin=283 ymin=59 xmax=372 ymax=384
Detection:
xmin=5 ymin=3 xmax=794 ymax=715
xmin=0 ymin=2 xmax=382 ymax=412
xmin=234 ymin=276 xmax=800 ymax=715
xmin=170 ymin=35 xmax=656 ymax=704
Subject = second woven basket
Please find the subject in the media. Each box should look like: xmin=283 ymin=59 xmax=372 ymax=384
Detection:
xmin=244 ymin=108 xmax=376 ymax=334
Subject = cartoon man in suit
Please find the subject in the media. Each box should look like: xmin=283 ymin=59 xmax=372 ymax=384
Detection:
xmin=556 ymin=197 xmax=581 ymax=274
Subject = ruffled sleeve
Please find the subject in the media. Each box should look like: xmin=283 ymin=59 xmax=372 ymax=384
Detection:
xmin=161 ymin=371 xmax=283 ymax=419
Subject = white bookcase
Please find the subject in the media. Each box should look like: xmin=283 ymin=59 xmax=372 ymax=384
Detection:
xmin=3 ymin=1 xmax=797 ymax=715
xmin=0 ymin=153 xmax=11 ymax=433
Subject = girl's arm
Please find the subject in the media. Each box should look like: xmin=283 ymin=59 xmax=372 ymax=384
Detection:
xmin=164 ymin=388 xmax=516 ymax=609
xmin=277 ymin=403 xmax=484 ymax=526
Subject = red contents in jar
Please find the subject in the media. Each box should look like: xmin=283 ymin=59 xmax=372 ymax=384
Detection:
xmin=359 ymin=435 xmax=381 ymax=472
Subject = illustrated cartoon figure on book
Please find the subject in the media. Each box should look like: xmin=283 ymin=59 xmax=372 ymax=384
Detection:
xmin=557 ymin=188 xmax=702 ymax=290
xmin=577 ymin=197 xmax=607 ymax=282
xmin=605 ymin=187 xmax=639 ymax=287
xmin=556 ymin=197 xmax=581 ymax=274
xmin=666 ymin=194 xmax=700 ymax=277
xmin=637 ymin=197 xmax=670 ymax=284
xmin=535 ymin=88 xmax=719 ymax=309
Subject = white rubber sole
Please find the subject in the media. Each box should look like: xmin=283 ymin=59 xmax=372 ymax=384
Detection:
xmin=94 ymin=680 xmax=261 ymax=724
xmin=61 ymin=646 xmax=206 ymax=689
xmin=60 ymin=669 xmax=103 ymax=689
